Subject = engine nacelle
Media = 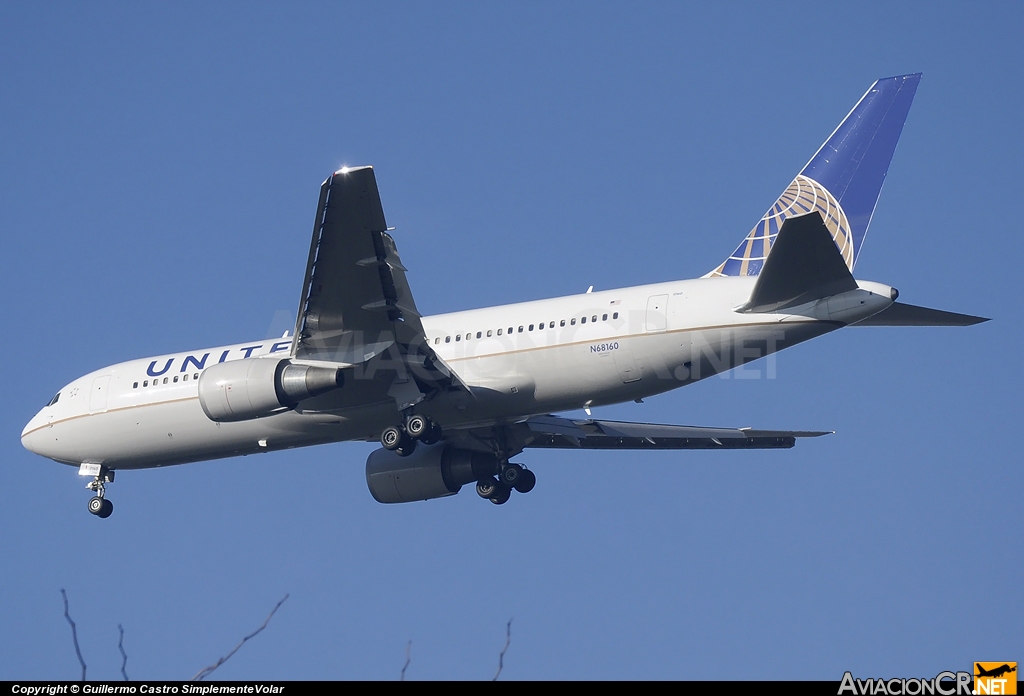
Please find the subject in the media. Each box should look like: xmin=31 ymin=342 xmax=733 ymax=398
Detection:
xmin=366 ymin=444 xmax=501 ymax=503
xmin=198 ymin=357 xmax=343 ymax=422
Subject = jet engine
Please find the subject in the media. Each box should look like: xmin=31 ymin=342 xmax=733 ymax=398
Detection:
xmin=366 ymin=444 xmax=501 ymax=503
xmin=198 ymin=357 xmax=344 ymax=422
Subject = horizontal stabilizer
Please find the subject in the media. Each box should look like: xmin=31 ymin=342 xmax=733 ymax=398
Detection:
xmin=852 ymin=302 xmax=989 ymax=326
xmin=740 ymin=212 xmax=858 ymax=313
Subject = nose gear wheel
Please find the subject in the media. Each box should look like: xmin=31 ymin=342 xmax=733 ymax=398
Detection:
xmin=88 ymin=496 xmax=113 ymax=518
xmin=84 ymin=466 xmax=116 ymax=518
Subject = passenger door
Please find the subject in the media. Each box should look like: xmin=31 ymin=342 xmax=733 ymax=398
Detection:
xmin=89 ymin=375 xmax=111 ymax=413
xmin=645 ymin=294 xmax=668 ymax=332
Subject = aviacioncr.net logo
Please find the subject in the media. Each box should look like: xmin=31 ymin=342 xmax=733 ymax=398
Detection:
xmin=838 ymin=671 xmax=972 ymax=695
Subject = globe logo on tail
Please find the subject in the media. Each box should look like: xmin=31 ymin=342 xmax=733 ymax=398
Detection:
xmin=709 ymin=175 xmax=852 ymax=277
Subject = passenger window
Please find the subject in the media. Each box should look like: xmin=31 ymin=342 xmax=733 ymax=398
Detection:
xmin=456 ymin=335 xmax=461 ymax=342
xmin=194 ymin=373 xmax=199 ymax=380
xmin=538 ymin=323 xmax=544 ymax=330
xmin=173 ymin=376 xmax=179 ymax=383
xmin=529 ymin=324 xmax=534 ymax=331
xmin=571 ymin=318 xmax=576 ymax=325
xmin=487 ymin=330 xmax=492 ymax=337
xmin=603 ymin=314 xmax=608 ymax=321
xmin=183 ymin=374 xmax=189 ymax=381
xmin=581 ymin=316 xmax=587 ymax=324
xmin=476 ymin=332 xmax=482 ymax=339
xmin=497 ymin=328 xmax=503 ymax=336
xmin=613 ymin=312 xmax=619 ymax=319
xmin=592 ymin=315 xmax=597 ymax=322
xmin=143 ymin=380 xmax=149 ymax=387
xmin=445 ymin=336 xmax=451 ymax=343
xmin=509 ymin=327 xmax=514 ymax=334
xmin=434 ymin=337 xmax=440 ymax=345
xmin=560 ymin=320 xmax=565 ymax=327
xmin=132 ymin=382 xmax=138 ymax=389
xmin=518 ymin=326 xmax=524 ymax=333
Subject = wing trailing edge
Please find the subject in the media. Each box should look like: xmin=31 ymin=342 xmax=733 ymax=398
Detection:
xmin=521 ymin=415 xmax=830 ymax=451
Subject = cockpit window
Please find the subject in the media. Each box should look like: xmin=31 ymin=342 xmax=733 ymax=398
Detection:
xmin=47 ymin=392 xmax=60 ymax=407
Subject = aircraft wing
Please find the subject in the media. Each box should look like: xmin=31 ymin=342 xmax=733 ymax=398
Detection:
xmin=512 ymin=415 xmax=830 ymax=451
xmin=291 ymin=166 xmax=423 ymax=361
xmin=291 ymin=167 xmax=466 ymax=407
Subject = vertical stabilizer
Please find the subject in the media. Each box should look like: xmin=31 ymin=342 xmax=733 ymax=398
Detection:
xmin=707 ymin=74 xmax=921 ymax=277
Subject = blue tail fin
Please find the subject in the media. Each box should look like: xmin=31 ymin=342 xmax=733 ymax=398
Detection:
xmin=707 ymin=74 xmax=921 ymax=278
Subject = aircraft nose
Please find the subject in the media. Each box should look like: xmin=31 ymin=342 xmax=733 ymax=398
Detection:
xmin=22 ymin=417 xmax=42 ymax=455
xmin=21 ymin=412 xmax=53 ymax=457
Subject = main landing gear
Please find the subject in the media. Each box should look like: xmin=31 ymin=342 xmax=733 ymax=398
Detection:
xmin=380 ymin=414 xmax=442 ymax=456
xmin=475 ymin=462 xmax=537 ymax=506
xmin=82 ymin=464 xmax=115 ymax=519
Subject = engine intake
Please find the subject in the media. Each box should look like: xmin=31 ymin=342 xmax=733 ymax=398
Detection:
xmin=366 ymin=444 xmax=501 ymax=503
xmin=198 ymin=358 xmax=343 ymax=422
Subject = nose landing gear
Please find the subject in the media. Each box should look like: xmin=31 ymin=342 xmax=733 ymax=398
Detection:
xmin=80 ymin=463 xmax=115 ymax=518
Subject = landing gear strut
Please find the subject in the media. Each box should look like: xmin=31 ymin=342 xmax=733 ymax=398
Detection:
xmin=475 ymin=462 xmax=536 ymax=505
xmin=82 ymin=464 xmax=115 ymax=518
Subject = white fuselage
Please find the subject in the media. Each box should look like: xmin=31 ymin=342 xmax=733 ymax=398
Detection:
xmin=21 ymin=276 xmax=894 ymax=470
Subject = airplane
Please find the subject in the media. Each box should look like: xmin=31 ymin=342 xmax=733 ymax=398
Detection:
xmin=975 ymin=664 xmax=1016 ymax=679
xmin=21 ymin=73 xmax=987 ymax=518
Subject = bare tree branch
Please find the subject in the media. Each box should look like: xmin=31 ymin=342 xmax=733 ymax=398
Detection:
xmin=60 ymin=589 xmax=86 ymax=682
xmin=400 ymin=640 xmax=411 ymax=681
xmin=117 ymin=624 xmax=129 ymax=681
xmin=492 ymin=618 xmax=512 ymax=681
xmin=192 ymin=594 xmax=289 ymax=681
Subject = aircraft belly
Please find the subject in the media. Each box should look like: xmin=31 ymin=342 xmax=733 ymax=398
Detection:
xmin=423 ymin=317 xmax=835 ymax=423
xmin=517 ymin=342 xmax=622 ymax=406
xmin=672 ymin=321 xmax=837 ymax=385
xmin=46 ymin=398 xmax=372 ymax=470
xmin=501 ymin=320 xmax=837 ymax=412
xmin=448 ymin=338 xmax=662 ymax=418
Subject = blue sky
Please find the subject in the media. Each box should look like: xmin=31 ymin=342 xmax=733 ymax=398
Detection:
xmin=1 ymin=2 xmax=1020 ymax=680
